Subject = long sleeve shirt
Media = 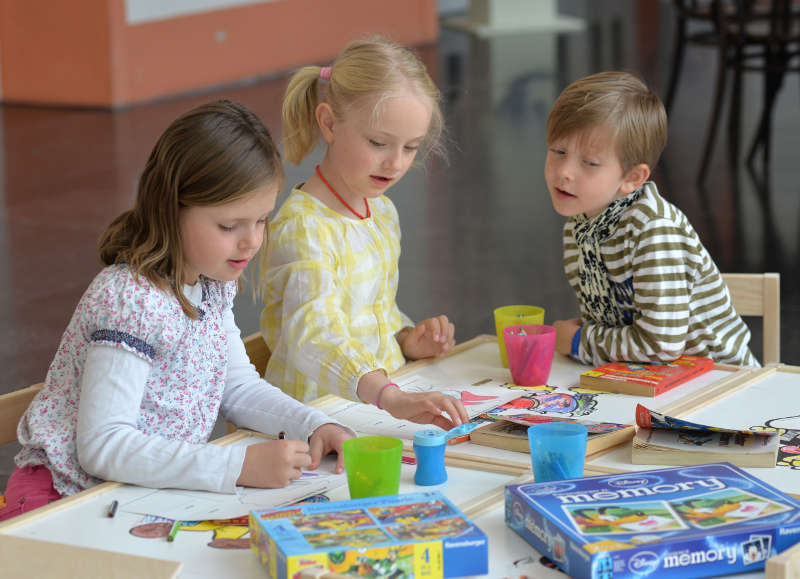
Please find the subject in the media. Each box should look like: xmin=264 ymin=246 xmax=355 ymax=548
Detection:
xmin=564 ymin=182 xmax=757 ymax=367
xmin=261 ymin=189 xmax=413 ymax=403
xmin=16 ymin=265 xmax=341 ymax=496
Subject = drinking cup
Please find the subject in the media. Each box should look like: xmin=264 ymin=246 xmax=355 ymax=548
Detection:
xmin=342 ymin=436 xmax=403 ymax=498
xmin=504 ymin=324 xmax=556 ymax=386
xmin=493 ymin=305 xmax=545 ymax=367
xmin=527 ymin=422 xmax=588 ymax=482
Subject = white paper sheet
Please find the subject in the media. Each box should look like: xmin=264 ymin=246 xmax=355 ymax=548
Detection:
xmin=120 ymin=438 xmax=347 ymax=520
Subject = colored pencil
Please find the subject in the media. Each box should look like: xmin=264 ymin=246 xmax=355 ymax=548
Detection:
xmin=167 ymin=520 xmax=180 ymax=542
xmin=106 ymin=499 xmax=118 ymax=518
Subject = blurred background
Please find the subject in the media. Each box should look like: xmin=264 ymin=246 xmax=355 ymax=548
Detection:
xmin=1 ymin=0 xmax=798 ymax=401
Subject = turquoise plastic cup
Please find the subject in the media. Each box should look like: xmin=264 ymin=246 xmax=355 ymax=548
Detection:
xmin=527 ymin=422 xmax=588 ymax=482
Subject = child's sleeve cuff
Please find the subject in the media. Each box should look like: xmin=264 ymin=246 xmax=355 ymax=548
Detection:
xmin=570 ymin=327 xmax=582 ymax=359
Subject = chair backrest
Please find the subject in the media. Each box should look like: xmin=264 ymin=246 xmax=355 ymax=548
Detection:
xmin=243 ymin=331 xmax=271 ymax=377
xmin=0 ymin=383 xmax=43 ymax=446
xmin=721 ymin=272 xmax=780 ymax=364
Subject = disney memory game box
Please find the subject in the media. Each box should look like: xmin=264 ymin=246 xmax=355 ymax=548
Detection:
xmin=506 ymin=462 xmax=800 ymax=579
xmin=250 ymin=490 xmax=487 ymax=579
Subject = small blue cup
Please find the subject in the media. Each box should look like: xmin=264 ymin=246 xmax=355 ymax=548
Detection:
xmin=413 ymin=430 xmax=447 ymax=486
xmin=527 ymin=422 xmax=588 ymax=482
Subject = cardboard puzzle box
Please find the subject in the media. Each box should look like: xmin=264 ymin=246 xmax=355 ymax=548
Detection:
xmin=250 ymin=490 xmax=488 ymax=579
xmin=506 ymin=462 xmax=800 ymax=579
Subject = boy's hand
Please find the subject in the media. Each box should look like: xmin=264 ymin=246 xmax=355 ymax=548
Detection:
xmin=308 ymin=423 xmax=352 ymax=474
xmin=554 ymin=317 xmax=582 ymax=356
xmin=398 ymin=315 xmax=455 ymax=360
xmin=379 ymin=387 xmax=469 ymax=430
xmin=237 ymin=439 xmax=311 ymax=488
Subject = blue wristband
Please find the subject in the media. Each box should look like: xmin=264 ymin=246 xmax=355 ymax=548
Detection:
xmin=570 ymin=327 xmax=582 ymax=358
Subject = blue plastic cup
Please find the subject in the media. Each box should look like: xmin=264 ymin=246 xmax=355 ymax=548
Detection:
xmin=527 ymin=422 xmax=588 ymax=482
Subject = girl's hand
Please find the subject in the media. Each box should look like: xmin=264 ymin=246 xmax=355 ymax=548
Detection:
xmin=554 ymin=317 xmax=582 ymax=356
xmin=236 ymin=439 xmax=311 ymax=488
xmin=399 ymin=315 xmax=455 ymax=360
xmin=379 ymin=387 xmax=469 ymax=430
xmin=308 ymin=423 xmax=353 ymax=473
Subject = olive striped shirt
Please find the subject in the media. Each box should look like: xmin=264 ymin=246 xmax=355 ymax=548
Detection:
xmin=563 ymin=182 xmax=757 ymax=366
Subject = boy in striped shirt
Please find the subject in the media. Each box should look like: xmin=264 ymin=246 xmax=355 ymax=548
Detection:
xmin=545 ymin=71 xmax=756 ymax=367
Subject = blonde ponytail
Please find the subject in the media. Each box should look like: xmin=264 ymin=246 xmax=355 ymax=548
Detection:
xmin=281 ymin=66 xmax=325 ymax=164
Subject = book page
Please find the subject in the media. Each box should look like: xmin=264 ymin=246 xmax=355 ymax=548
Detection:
xmin=636 ymin=428 xmax=779 ymax=455
xmin=635 ymin=404 xmax=774 ymax=436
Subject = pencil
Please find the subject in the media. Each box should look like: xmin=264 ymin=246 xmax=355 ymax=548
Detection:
xmin=167 ymin=520 xmax=181 ymax=542
xmin=106 ymin=499 xmax=118 ymax=518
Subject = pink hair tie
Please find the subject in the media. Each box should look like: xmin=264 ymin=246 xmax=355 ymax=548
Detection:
xmin=376 ymin=382 xmax=398 ymax=410
xmin=319 ymin=66 xmax=332 ymax=81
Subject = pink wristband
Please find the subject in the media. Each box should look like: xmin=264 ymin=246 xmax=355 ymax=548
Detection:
xmin=376 ymin=382 xmax=398 ymax=410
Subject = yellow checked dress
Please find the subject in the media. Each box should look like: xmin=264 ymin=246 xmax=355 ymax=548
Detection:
xmin=261 ymin=188 xmax=414 ymax=402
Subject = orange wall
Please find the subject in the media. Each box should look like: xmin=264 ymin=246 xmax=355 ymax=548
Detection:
xmin=0 ymin=0 xmax=439 ymax=108
xmin=1 ymin=1 xmax=114 ymax=106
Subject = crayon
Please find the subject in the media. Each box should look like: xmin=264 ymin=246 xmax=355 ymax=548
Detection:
xmin=167 ymin=520 xmax=181 ymax=542
xmin=106 ymin=499 xmax=118 ymax=518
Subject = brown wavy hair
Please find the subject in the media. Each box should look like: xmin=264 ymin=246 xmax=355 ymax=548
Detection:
xmin=98 ymin=99 xmax=283 ymax=317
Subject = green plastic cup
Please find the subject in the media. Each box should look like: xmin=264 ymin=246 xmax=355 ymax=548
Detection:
xmin=493 ymin=305 xmax=545 ymax=367
xmin=342 ymin=436 xmax=403 ymax=498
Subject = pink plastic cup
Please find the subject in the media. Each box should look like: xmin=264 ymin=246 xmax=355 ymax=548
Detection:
xmin=503 ymin=324 xmax=556 ymax=386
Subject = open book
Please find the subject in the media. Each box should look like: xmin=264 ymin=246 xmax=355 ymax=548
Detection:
xmin=632 ymin=404 xmax=779 ymax=468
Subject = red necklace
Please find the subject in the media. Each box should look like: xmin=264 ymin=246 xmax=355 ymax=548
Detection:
xmin=315 ymin=165 xmax=371 ymax=220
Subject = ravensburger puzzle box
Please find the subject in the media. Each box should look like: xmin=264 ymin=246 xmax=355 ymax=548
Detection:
xmin=506 ymin=462 xmax=800 ymax=579
xmin=250 ymin=490 xmax=487 ymax=578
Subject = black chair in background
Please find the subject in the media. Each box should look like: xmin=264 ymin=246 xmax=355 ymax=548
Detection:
xmin=664 ymin=0 xmax=724 ymax=115
xmin=665 ymin=0 xmax=800 ymax=185
xmin=741 ymin=1 xmax=800 ymax=178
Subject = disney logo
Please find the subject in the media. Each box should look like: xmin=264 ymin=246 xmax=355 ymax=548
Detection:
xmin=608 ymin=477 xmax=650 ymax=488
xmin=628 ymin=552 xmax=659 ymax=574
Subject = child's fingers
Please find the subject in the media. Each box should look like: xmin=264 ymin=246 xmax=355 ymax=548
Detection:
xmin=437 ymin=315 xmax=452 ymax=342
xmin=411 ymin=322 xmax=426 ymax=340
xmin=334 ymin=449 xmax=345 ymax=474
xmin=449 ymin=396 xmax=469 ymax=424
xmin=437 ymin=395 xmax=466 ymax=426
xmin=307 ymin=436 xmax=323 ymax=469
xmin=430 ymin=413 xmax=456 ymax=430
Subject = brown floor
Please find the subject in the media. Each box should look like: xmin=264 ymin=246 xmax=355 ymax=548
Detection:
xmin=1 ymin=3 xmax=798 ymax=486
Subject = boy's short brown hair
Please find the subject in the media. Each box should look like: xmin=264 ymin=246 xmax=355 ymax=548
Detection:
xmin=546 ymin=71 xmax=667 ymax=172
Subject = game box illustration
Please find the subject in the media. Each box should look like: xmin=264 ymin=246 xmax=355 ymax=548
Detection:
xmin=250 ymin=491 xmax=487 ymax=579
xmin=506 ymin=462 xmax=800 ymax=578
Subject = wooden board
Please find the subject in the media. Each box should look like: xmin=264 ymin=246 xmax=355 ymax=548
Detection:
xmin=0 ymin=535 xmax=182 ymax=578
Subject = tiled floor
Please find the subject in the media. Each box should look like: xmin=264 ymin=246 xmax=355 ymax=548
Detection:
xmin=1 ymin=3 xmax=798 ymax=487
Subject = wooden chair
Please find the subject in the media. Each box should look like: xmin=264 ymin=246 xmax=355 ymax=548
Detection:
xmin=243 ymin=331 xmax=271 ymax=377
xmin=224 ymin=332 xmax=272 ymax=435
xmin=0 ymin=383 xmax=43 ymax=447
xmin=0 ymin=383 xmax=43 ymax=506
xmin=721 ymin=272 xmax=780 ymax=364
